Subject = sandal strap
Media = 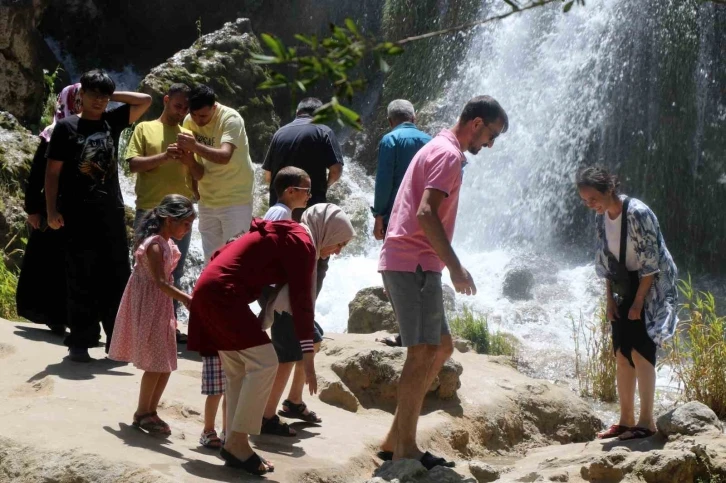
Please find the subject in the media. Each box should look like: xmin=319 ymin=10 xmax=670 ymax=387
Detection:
xmin=283 ymin=400 xmax=306 ymax=411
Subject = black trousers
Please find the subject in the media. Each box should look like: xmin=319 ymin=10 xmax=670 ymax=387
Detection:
xmin=63 ymin=206 xmax=130 ymax=351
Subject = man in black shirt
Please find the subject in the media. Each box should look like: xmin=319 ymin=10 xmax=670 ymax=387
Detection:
xmin=261 ymin=97 xmax=344 ymax=299
xmin=262 ymin=97 xmax=344 ymax=216
xmin=45 ymin=69 xmax=152 ymax=362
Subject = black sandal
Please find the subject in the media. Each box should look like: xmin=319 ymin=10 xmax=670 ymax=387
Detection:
xmin=278 ymin=400 xmax=322 ymax=423
xmin=261 ymin=415 xmax=296 ymax=436
xmin=377 ymin=450 xmax=393 ymax=461
xmin=420 ymin=451 xmax=456 ymax=470
xmin=220 ymin=448 xmax=274 ymax=475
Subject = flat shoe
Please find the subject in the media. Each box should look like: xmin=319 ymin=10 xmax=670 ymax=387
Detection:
xmin=618 ymin=427 xmax=656 ymax=440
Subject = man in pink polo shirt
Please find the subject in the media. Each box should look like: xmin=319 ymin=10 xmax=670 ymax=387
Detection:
xmin=377 ymin=96 xmax=508 ymax=469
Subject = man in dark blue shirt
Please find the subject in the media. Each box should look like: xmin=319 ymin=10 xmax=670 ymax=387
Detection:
xmin=372 ymin=99 xmax=431 ymax=240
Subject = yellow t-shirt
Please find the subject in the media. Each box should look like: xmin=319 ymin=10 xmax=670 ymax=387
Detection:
xmin=182 ymin=103 xmax=255 ymax=209
xmin=125 ymin=120 xmax=195 ymax=210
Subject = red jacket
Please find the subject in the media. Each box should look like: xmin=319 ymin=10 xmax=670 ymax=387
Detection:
xmin=188 ymin=219 xmax=316 ymax=356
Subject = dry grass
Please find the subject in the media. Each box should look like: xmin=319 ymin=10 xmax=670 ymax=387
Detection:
xmin=571 ymin=302 xmax=617 ymax=402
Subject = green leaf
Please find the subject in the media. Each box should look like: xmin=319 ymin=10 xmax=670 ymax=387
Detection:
xmin=378 ymin=57 xmax=390 ymax=73
xmin=261 ymin=33 xmax=286 ymax=59
xmin=503 ymin=0 xmax=520 ymax=11
xmin=250 ymin=53 xmax=282 ymax=64
xmin=344 ymin=18 xmax=361 ymax=38
xmin=563 ymin=0 xmax=574 ymax=12
xmin=294 ymin=34 xmax=314 ymax=47
xmin=387 ymin=45 xmax=404 ymax=55
xmin=294 ymin=80 xmax=307 ymax=93
xmin=336 ymin=101 xmax=361 ymax=125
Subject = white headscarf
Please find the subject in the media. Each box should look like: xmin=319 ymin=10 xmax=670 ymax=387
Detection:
xmin=261 ymin=204 xmax=356 ymax=329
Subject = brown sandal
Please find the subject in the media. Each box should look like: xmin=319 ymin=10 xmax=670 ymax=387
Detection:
xmin=133 ymin=412 xmax=170 ymax=436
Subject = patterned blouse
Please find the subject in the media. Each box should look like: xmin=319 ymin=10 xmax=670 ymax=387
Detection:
xmin=594 ymin=195 xmax=678 ymax=346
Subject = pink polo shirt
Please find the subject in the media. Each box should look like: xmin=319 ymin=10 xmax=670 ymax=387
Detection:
xmin=378 ymin=129 xmax=465 ymax=273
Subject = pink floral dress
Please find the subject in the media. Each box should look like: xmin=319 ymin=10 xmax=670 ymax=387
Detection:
xmin=109 ymin=235 xmax=181 ymax=372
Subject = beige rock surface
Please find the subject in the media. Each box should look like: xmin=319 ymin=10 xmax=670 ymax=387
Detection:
xmin=0 ymin=321 xmax=600 ymax=482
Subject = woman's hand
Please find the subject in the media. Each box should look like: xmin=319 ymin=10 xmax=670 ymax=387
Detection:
xmin=628 ymin=298 xmax=644 ymax=320
xmin=606 ymin=296 xmax=619 ymax=321
xmin=181 ymin=294 xmax=192 ymax=310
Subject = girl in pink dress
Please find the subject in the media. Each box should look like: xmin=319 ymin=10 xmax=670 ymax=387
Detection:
xmin=109 ymin=194 xmax=196 ymax=436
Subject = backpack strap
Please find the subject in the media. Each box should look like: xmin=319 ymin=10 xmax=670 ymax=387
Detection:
xmin=619 ymin=197 xmax=630 ymax=265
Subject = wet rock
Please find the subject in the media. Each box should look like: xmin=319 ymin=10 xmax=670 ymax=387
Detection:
xmin=443 ymin=283 xmax=456 ymax=312
xmin=138 ymin=18 xmax=279 ymax=164
xmin=330 ymin=348 xmax=463 ymax=408
xmin=368 ymin=460 xmax=476 ymax=483
xmin=468 ymin=461 xmax=500 ymax=482
xmin=657 ymin=401 xmax=724 ymax=437
xmin=348 ymin=286 xmax=397 ymax=334
xmin=326 ymin=173 xmax=372 ymax=255
xmin=502 ymin=266 xmax=535 ymax=301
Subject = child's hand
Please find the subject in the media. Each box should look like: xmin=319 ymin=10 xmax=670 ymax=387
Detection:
xmin=182 ymin=294 xmax=192 ymax=310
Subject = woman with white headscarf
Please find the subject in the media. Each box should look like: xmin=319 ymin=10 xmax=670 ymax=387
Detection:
xmin=16 ymin=84 xmax=82 ymax=334
xmin=188 ymin=203 xmax=355 ymax=476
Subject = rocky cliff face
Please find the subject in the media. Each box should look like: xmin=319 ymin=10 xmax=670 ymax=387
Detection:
xmin=0 ymin=0 xmax=57 ymax=125
xmin=138 ymin=18 xmax=279 ymax=164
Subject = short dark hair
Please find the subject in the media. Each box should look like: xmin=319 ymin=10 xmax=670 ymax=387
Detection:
xmin=273 ymin=166 xmax=310 ymax=198
xmin=576 ymin=165 xmax=620 ymax=194
xmin=296 ymin=97 xmax=323 ymax=116
xmin=80 ymin=69 xmax=115 ymax=96
xmin=167 ymin=83 xmax=191 ymax=98
xmin=460 ymin=95 xmax=508 ymax=133
xmin=189 ymin=85 xmax=216 ymax=111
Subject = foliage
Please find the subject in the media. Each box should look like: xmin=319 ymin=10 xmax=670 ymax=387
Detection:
xmin=661 ymin=276 xmax=726 ymax=418
xmin=118 ymin=126 xmax=135 ymax=177
xmin=571 ymin=302 xmax=617 ymax=402
xmin=250 ymin=0 xmax=586 ymax=128
xmin=449 ymin=305 xmax=518 ymax=357
xmin=0 ymin=232 xmax=25 ymax=320
xmin=195 ymin=17 xmax=203 ymax=47
xmin=40 ymin=66 xmax=63 ymax=130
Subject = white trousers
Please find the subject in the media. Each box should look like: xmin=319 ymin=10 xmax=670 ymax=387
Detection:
xmin=219 ymin=344 xmax=279 ymax=435
xmin=198 ymin=203 xmax=253 ymax=262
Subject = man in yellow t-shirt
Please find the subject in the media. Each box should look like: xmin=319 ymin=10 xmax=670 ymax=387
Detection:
xmin=126 ymin=83 xmax=203 ymax=337
xmin=178 ymin=85 xmax=255 ymax=262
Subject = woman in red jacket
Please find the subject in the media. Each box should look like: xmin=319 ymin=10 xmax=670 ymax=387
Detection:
xmin=188 ymin=203 xmax=355 ymax=476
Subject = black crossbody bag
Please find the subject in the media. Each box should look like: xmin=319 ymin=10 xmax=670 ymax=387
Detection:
xmin=606 ymin=197 xmax=639 ymax=301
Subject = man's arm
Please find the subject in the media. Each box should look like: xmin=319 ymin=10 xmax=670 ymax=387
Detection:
xmin=177 ymin=132 xmax=235 ymax=165
xmin=110 ymin=91 xmax=152 ymax=124
xmin=180 ymin=151 xmax=204 ymax=180
xmin=417 ymin=188 xmax=476 ymax=295
xmin=327 ymin=163 xmax=343 ymax=187
xmin=45 ymin=159 xmax=64 ymax=229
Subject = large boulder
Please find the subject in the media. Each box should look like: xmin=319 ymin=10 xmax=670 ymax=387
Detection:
xmin=657 ymin=401 xmax=724 ymax=437
xmin=330 ymin=347 xmax=463 ymax=409
xmin=0 ymin=1 xmax=58 ymax=124
xmin=348 ymin=286 xmax=397 ymax=334
xmin=138 ymin=18 xmax=279 ymax=164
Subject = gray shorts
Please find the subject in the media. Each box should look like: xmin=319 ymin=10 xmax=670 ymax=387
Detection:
xmin=381 ymin=266 xmax=450 ymax=347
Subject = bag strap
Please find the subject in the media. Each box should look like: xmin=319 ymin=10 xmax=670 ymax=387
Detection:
xmin=619 ymin=197 xmax=630 ymax=265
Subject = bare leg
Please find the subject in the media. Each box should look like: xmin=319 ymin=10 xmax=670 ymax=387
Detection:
xmin=381 ymin=336 xmax=453 ymax=453
xmin=262 ymin=362 xmax=295 ymax=420
xmin=615 ymin=350 xmax=637 ymax=427
xmin=632 ymin=350 xmax=657 ymax=431
xmin=285 ymin=342 xmax=321 ymax=409
xmin=203 ymin=394 xmax=223 ymax=433
xmin=149 ymin=372 xmax=171 ymax=413
xmin=137 ymin=372 xmax=161 ymax=415
xmin=392 ymin=344 xmax=438 ymax=460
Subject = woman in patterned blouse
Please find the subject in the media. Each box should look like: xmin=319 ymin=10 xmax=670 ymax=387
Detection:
xmin=577 ymin=165 xmax=678 ymax=441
